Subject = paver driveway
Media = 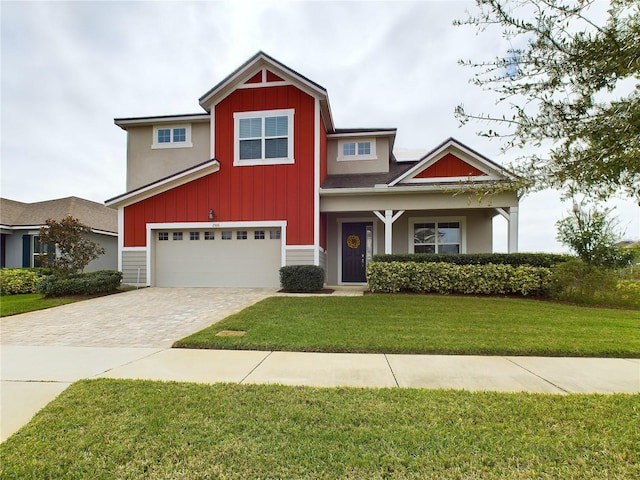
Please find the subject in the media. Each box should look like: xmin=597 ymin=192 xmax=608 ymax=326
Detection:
xmin=0 ymin=288 xmax=275 ymax=348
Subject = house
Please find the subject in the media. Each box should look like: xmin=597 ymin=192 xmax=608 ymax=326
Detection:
xmin=106 ymin=52 xmax=519 ymax=288
xmin=0 ymin=196 xmax=118 ymax=271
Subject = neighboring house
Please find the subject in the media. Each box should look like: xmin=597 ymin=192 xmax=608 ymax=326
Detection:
xmin=106 ymin=52 xmax=519 ymax=288
xmin=0 ymin=197 xmax=118 ymax=271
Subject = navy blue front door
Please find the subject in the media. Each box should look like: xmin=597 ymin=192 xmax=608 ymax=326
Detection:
xmin=342 ymin=223 xmax=369 ymax=283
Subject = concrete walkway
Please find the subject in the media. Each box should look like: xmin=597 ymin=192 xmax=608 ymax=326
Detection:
xmin=1 ymin=288 xmax=639 ymax=442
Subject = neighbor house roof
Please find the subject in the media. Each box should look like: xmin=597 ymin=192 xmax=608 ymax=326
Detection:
xmin=0 ymin=197 xmax=118 ymax=234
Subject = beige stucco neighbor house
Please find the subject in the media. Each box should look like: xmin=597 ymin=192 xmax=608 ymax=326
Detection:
xmin=0 ymin=196 xmax=118 ymax=271
xmin=106 ymin=52 xmax=519 ymax=287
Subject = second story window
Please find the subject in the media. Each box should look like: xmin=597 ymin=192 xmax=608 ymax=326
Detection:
xmin=234 ymin=109 xmax=294 ymax=166
xmin=152 ymin=125 xmax=192 ymax=149
xmin=338 ymin=139 xmax=376 ymax=161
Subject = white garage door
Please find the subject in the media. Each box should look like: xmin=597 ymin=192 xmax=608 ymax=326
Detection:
xmin=154 ymin=228 xmax=282 ymax=287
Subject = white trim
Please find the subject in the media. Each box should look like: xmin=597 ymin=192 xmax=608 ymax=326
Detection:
xmin=237 ymin=68 xmax=290 ymax=89
xmin=389 ymin=139 xmax=511 ymax=187
xmin=327 ymin=130 xmax=395 ymax=139
xmin=233 ymin=109 xmax=295 ymax=166
xmin=408 ymin=216 xmax=467 ymax=254
xmin=151 ymin=124 xmax=193 ymax=149
xmin=313 ymin=98 xmax=321 ymax=266
xmin=105 ymin=159 xmax=220 ymax=207
xmin=115 ymin=114 xmax=210 ymax=128
xmin=337 ymin=217 xmax=378 ymax=286
xmin=210 ymin=108 xmax=216 ymax=160
xmin=145 ymin=220 xmax=287 ymax=286
xmin=286 ymin=244 xmax=316 ymax=250
xmin=117 ymin=207 xmax=124 ymax=271
xmin=337 ymin=138 xmax=376 ymax=162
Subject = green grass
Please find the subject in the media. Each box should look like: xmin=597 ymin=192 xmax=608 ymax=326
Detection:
xmin=175 ymin=295 xmax=640 ymax=357
xmin=1 ymin=379 xmax=637 ymax=479
xmin=0 ymin=293 xmax=83 ymax=316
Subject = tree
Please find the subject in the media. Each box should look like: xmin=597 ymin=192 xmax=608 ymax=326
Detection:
xmin=555 ymin=200 xmax=633 ymax=268
xmin=38 ymin=216 xmax=106 ymax=276
xmin=455 ymin=0 xmax=640 ymax=201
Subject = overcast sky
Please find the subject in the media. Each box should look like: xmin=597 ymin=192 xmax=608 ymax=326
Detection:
xmin=1 ymin=0 xmax=638 ymax=252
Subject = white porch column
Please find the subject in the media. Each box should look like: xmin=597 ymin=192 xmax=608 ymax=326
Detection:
xmin=508 ymin=206 xmax=519 ymax=253
xmin=373 ymin=210 xmax=405 ymax=254
xmin=495 ymin=207 xmax=519 ymax=253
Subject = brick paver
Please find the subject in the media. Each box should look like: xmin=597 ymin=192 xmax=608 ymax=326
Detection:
xmin=0 ymin=288 xmax=275 ymax=348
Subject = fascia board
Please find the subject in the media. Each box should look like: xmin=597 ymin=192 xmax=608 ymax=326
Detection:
xmin=105 ymin=160 xmax=220 ymax=208
xmin=114 ymin=114 xmax=210 ymax=129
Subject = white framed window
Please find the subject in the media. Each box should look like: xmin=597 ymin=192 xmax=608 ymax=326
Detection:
xmin=221 ymin=231 xmax=232 ymax=240
xmin=204 ymin=231 xmax=215 ymax=240
xmin=254 ymin=230 xmax=265 ymax=240
xmin=236 ymin=230 xmax=248 ymax=240
xmin=152 ymin=124 xmax=192 ymax=149
xmin=338 ymin=138 xmax=376 ymax=161
xmin=173 ymin=232 xmax=183 ymax=241
xmin=409 ymin=217 xmax=466 ymax=254
xmin=158 ymin=232 xmax=169 ymax=241
xmin=234 ymin=109 xmax=294 ymax=166
xmin=269 ymin=229 xmax=281 ymax=240
xmin=189 ymin=232 xmax=200 ymax=241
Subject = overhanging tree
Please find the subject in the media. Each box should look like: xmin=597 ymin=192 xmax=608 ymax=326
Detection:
xmin=39 ymin=216 xmax=106 ymax=277
xmin=455 ymin=0 xmax=640 ymax=201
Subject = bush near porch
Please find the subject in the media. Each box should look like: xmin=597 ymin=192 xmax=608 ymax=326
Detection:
xmin=367 ymin=262 xmax=553 ymax=296
xmin=0 ymin=268 xmax=47 ymax=295
xmin=373 ymin=252 xmax=570 ymax=267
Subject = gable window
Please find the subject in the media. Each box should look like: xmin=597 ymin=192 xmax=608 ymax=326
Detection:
xmin=234 ymin=109 xmax=294 ymax=166
xmin=410 ymin=219 xmax=464 ymax=254
xmin=338 ymin=139 xmax=376 ymax=161
xmin=152 ymin=125 xmax=192 ymax=149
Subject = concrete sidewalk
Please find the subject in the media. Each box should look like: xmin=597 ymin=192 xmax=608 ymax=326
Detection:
xmin=2 ymin=345 xmax=638 ymax=442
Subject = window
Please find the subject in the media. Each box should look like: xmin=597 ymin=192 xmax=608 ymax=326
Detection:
xmin=189 ymin=232 xmax=200 ymax=241
xmin=254 ymin=230 xmax=265 ymax=240
xmin=234 ymin=109 xmax=294 ymax=165
xmin=152 ymin=125 xmax=192 ymax=149
xmin=412 ymin=221 xmax=461 ymax=254
xmin=269 ymin=230 xmax=281 ymax=240
xmin=236 ymin=231 xmax=248 ymax=240
xmin=204 ymin=231 xmax=215 ymax=240
xmin=173 ymin=232 xmax=183 ymax=241
xmin=338 ymin=139 xmax=376 ymax=161
xmin=158 ymin=232 xmax=169 ymax=241
xmin=221 ymin=231 xmax=232 ymax=240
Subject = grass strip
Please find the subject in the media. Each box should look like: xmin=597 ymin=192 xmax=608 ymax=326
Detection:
xmin=175 ymin=295 xmax=640 ymax=357
xmin=1 ymin=379 xmax=637 ymax=479
xmin=0 ymin=293 xmax=82 ymax=316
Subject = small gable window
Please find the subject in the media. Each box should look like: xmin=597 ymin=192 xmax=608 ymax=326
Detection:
xmin=152 ymin=125 xmax=192 ymax=149
xmin=234 ymin=109 xmax=294 ymax=166
xmin=338 ymin=139 xmax=376 ymax=161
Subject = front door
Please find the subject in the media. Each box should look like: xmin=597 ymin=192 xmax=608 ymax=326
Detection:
xmin=342 ymin=222 xmax=371 ymax=283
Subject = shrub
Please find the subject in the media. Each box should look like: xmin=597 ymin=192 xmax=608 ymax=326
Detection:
xmin=0 ymin=268 xmax=44 ymax=295
xmin=279 ymin=265 xmax=325 ymax=292
xmin=37 ymin=270 xmax=122 ymax=297
xmin=372 ymin=253 xmax=570 ymax=268
xmin=367 ymin=261 xmax=553 ymax=296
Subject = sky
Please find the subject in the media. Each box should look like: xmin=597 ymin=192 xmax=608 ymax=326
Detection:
xmin=1 ymin=0 xmax=638 ymax=253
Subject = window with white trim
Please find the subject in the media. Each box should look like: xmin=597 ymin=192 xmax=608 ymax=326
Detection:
xmin=189 ymin=232 xmax=200 ymax=241
xmin=158 ymin=232 xmax=169 ymax=241
xmin=173 ymin=232 xmax=183 ymax=241
xmin=411 ymin=220 xmax=463 ymax=254
xmin=204 ymin=231 xmax=215 ymax=240
xmin=221 ymin=231 xmax=232 ymax=240
xmin=269 ymin=230 xmax=281 ymax=240
xmin=234 ymin=110 xmax=294 ymax=165
xmin=236 ymin=231 xmax=248 ymax=240
xmin=254 ymin=230 xmax=265 ymax=240
xmin=152 ymin=125 xmax=192 ymax=149
xmin=338 ymin=139 xmax=376 ymax=161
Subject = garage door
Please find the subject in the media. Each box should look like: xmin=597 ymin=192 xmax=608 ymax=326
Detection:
xmin=154 ymin=228 xmax=282 ymax=287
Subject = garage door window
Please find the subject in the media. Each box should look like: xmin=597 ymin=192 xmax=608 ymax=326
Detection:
xmin=270 ymin=230 xmax=281 ymax=240
xmin=204 ymin=231 xmax=215 ymax=240
xmin=237 ymin=231 xmax=248 ymax=240
xmin=158 ymin=232 xmax=169 ymax=241
xmin=254 ymin=230 xmax=265 ymax=240
xmin=190 ymin=232 xmax=200 ymax=240
xmin=221 ymin=231 xmax=232 ymax=240
xmin=173 ymin=232 xmax=183 ymax=241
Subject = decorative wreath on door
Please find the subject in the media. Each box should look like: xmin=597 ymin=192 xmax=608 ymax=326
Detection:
xmin=346 ymin=234 xmax=361 ymax=249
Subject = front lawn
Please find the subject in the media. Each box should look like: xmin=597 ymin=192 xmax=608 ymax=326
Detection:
xmin=0 ymin=294 xmax=83 ymax=317
xmin=175 ymin=295 xmax=640 ymax=357
xmin=1 ymin=379 xmax=637 ymax=479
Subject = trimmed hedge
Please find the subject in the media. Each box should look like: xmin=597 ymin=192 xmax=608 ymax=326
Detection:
xmin=37 ymin=270 xmax=123 ymax=297
xmin=279 ymin=265 xmax=325 ymax=292
xmin=0 ymin=268 xmax=44 ymax=295
xmin=372 ymin=253 xmax=570 ymax=268
xmin=367 ymin=261 xmax=553 ymax=296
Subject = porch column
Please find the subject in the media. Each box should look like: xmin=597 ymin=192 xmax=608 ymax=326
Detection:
xmin=373 ymin=210 xmax=405 ymax=254
xmin=496 ymin=207 xmax=519 ymax=253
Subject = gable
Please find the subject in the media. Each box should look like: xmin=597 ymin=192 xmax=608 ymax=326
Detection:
xmin=390 ymin=138 xmax=512 ymax=186
xmin=413 ymin=153 xmax=487 ymax=179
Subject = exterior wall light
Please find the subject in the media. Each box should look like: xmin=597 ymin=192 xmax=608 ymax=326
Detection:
xmin=208 ymin=209 xmax=215 ymax=220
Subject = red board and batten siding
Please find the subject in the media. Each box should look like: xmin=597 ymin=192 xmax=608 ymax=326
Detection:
xmin=123 ymin=85 xmax=318 ymax=247
xmin=415 ymin=153 xmax=487 ymax=178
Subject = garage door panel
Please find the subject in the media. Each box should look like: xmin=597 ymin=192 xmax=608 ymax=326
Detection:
xmin=154 ymin=229 xmax=281 ymax=287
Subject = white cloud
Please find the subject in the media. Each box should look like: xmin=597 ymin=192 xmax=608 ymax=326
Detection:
xmin=1 ymin=0 xmax=637 ymax=251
